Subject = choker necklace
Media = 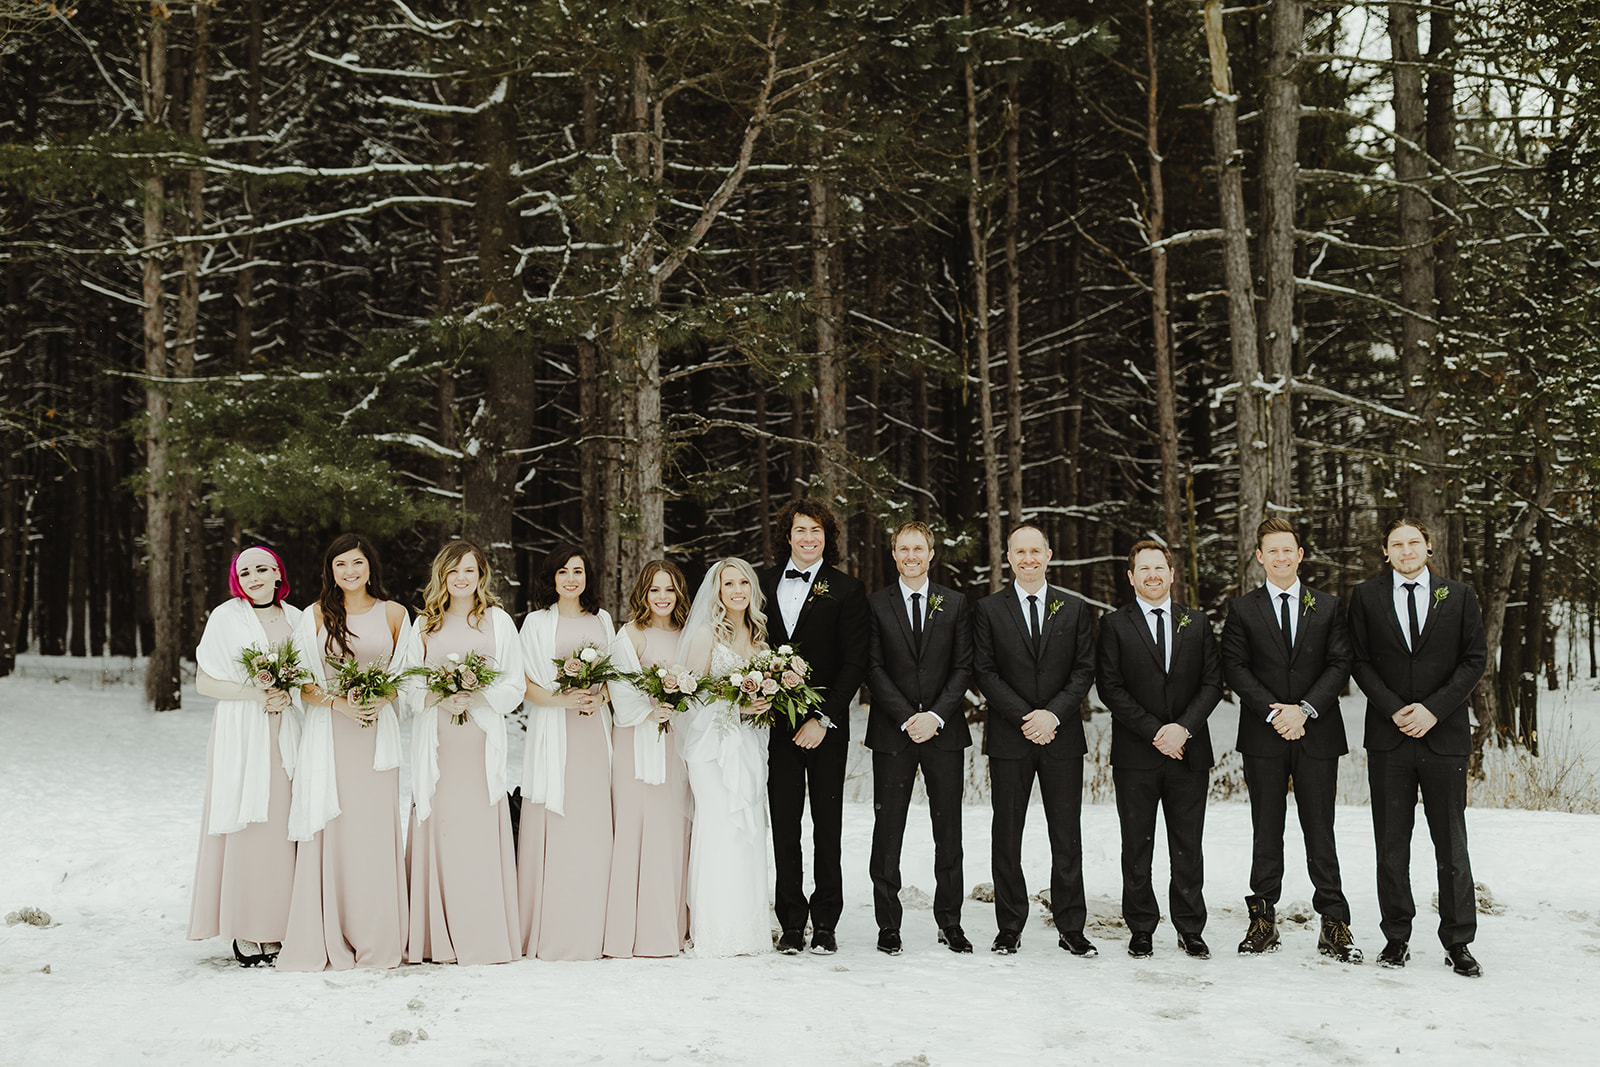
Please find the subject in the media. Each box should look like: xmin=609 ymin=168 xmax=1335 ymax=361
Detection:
xmin=251 ymin=600 xmax=278 ymax=610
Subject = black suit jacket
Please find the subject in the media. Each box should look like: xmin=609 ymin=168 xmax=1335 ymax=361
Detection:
xmin=866 ymin=581 xmax=973 ymax=753
xmin=972 ymin=585 xmax=1095 ymax=760
xmin=1347 ymin=572 xmax=1487 ymax=757
xmin=1096 ymin=600 xmax=1223 ymax=770
xmin=1221 ymin=584 xmax=1352 ymax=760
xmin=759 ymin=562 xmax=870 ymax=742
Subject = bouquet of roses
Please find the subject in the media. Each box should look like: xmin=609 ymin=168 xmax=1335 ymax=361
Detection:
xmin=552 ymin=643 xmax=625 ymax=714
xmin=715 ymin=644 xmax=825 ymax=730
xmin=628 ymin=664 xmax=712 ymax=735
xmin=329 ymin=656 xmax=402 ymax=727
xmin=404 ymin=651 xmax=501 ymax=726
xmin=239 ymin=639 xmax=313 ymax=697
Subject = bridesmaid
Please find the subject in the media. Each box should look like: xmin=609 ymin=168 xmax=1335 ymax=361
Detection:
xmin=188 ymin=546 xmax=302 ymax=967
xmin=517 ymin=542 xmax=615 ymax=961
xmin=278 ymin=533 xmax=414 ymax=971
xmin=603 ymin=560 xmax=693 ymax=958
xmin=403 ymin=540 xmax=524 ymax=966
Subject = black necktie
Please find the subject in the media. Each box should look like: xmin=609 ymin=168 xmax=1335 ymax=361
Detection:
xmin=1151 ymin=607 xmax=1167 ymax=672
xmin=785 ymin=568 xmax=810 ymax=581
xmin=1279 ymin=592 xmax=1293 ymax=652
xmin=910 ymin=592 xmax=923 ymax=650
xmin=1403 ymin=582 xmax=1421 ymax=650
xmin=1027 ymin=594 xmax=1041 ymax=649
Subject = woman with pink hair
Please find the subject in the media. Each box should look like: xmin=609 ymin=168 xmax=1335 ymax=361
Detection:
xmin=188 ymin=546 xmax=304 ymax=967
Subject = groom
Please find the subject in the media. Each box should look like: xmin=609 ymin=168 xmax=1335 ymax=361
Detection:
xmin=760 ymin=498 xmax=870 ymax=954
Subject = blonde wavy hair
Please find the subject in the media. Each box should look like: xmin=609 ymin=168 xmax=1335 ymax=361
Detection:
xmin=708 ymin=557 xmax=769 ymax=650
xmin=419 ymin=540 xmax=502 ymax=634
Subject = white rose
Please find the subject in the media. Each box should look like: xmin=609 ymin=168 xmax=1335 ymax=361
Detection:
xmin=579 ymin=647 xmax=599 ymax=663
xmin=678 ymin=674 xmax=698 ymax=695
xmin=447 ymin=652 xmax=461 ymax=663
xmin=778 ymin=644 xmax=794 ymax=655
xmin=657 ymin=667 xmax=669 ymax=678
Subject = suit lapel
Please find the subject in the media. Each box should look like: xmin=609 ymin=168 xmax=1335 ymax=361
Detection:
xmin=892 ymin=586 xmax=917 ymax=658
xmin=1001 ymin=588 xmax=1037 ymax=659
xmin=1378 ymin=578 xmax=1412 ymax=654
xmin=1037 ymin=588 xmax=1061 ymax=658
xmin=762 ymin=569 xmax=789 ymax=644
xmin=1415 ymin=578 xmax=1447 ymax=654
xmin=793 ymin=564 xmax=828 ymax=637
xmin=1128 ymin=602 xmax=1163 ymax=671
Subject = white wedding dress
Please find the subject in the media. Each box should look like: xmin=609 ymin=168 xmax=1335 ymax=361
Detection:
xmin=679 ymin=641 xmax=772 ymax=957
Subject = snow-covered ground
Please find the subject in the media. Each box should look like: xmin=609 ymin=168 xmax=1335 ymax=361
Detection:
xmin=3 ymin=660 xmax=1598 ymax=1066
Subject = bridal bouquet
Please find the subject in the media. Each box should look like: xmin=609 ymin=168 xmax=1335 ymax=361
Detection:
xmin=552 ymin=643 xmax=624 ymax=713
xmin=239 ymin=639 xmax=312 ymax=695
xmin=328 ymin=657 xmax=402 ymax=726
xmin=628 ymin=665 xmax=712 ymax=735
xmin=715 ymin=645 xmax=825 ymax=730
xmin=404 ymin=651 xmax=501 ymax=726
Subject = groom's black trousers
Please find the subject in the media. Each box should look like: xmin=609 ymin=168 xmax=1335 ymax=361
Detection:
xmin=768 ymin=727 xmax=848 ymax=933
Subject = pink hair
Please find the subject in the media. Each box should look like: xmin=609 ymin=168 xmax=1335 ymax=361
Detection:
xmin=229 ymin=546 xmax=290 ymax=604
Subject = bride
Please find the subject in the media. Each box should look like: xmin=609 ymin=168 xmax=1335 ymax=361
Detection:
xmin=677 ymin=557 xmax=774 ymax=957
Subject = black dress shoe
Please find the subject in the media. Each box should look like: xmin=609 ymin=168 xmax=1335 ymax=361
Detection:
xmin=1128 ymin=931 xmax=1154 ymax=958
xmin=1377 ymin=939 xmax=1410 ymax=968
xmin=938 ymin=925 xmax=974 ymax=953
xmin=1237 ymin=898 xmax=1280 ymax=954
xmin=1177 ymin=932 xmax=1210 ymax=959
xmin=876 ymin=929 xmax=903 ymax=956
xmin=991 ymin=930 xmax=1021 ymax=955
xmin=1316 ymin=918 xmax=1362 ymax=963
xmin=776 ymin=929 xmax=806 ymax=955
xmin=1445 ymin=942 xmax=1482 ymax=977
xmin=1058 ymin=931 xmax=1098 ymax=957
xmin=810 ymin=929 xmax=837 ymax=955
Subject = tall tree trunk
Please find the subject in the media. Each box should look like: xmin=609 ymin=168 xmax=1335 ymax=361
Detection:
xmin=1389 ymin=4 xmax=1447 ymax=554
xmin=1002 ymin=68 xmax=1024 ymax=530
xmin=964 ymin=38 xmax=1003 ymax=593
xmin=1260 ymin=0 xmax=1300 ymax=512
xmin=460 ymin=79 xmax=535 ymax=602
xmin=1519 ymin=517 xmax=1548 ymax=753
xmin=1202 ymin=0 xmax=1268 ymax=592
xmin=1144 ymin=1 xmax=1184 ymax=602
xmin=142 ymin=10 xmax=182 ymax=710
xmin=812 ymin=164 xmax=850 ymax=561
xmin=1427 ymin=0 xmax=1463 ymax=578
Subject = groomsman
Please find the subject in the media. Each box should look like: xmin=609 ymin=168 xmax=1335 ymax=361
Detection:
xmin=1348 ymin=518 xmax=1487 ymax=976
xmin=760 ymin=499 xmax=870 ymax=955
xmin=973 ymin=524 xmax=1097 ymax=956
xmin=1221 ymin=518 xmax=1359 ymax=961
xmin=866 ymin=521 xmax=974 ymax=955
xmin=1097 ymin=541 xmax=1222 ymax=959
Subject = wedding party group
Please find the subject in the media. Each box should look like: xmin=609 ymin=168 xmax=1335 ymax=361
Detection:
xmin=186 ymin=498 xmax=1489 ymax=980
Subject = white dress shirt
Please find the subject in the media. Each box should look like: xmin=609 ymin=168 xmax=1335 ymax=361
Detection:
xmin=778 ymin=560 xmax=818 ymax=637
xmin=1138 ymin=596 xmax=1174 ymax=673
xmin=899 ymin=578 xmax=942 ymax=728
xmin=1392 ymin=568 xmax=1432 ymax=651
xmin=1265 ymin=579 xmax=1302 ymax=646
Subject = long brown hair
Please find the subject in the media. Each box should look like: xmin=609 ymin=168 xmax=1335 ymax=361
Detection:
xmin=419 ymin=539 xmax=501 ymax=635
xmin=317 ymin=532 xmax=389 ymax=659
xmin=531 ymin=542 xmax=600 ymax=614
xmin=626 ymin=560 xmax=691 ymax=630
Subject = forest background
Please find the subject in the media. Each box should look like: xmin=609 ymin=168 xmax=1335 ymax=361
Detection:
xmin=2 ymin=0 xmax=1597 ymax=772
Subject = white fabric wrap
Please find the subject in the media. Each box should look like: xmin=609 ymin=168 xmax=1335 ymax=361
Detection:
xmin=518 ymin=607 xmax=615 ymax=816
xmin=407 ymin=607 xmax=525 ymax=823
xmin=606 ymin=627 xmax=670 ymax=786
xmin=286 ymin=605 xmax=417 ymax=842
xmin=194 ymin=598 xmax=305 ymax=836
xmin=677 ymin=644 xmax=767 ymax=838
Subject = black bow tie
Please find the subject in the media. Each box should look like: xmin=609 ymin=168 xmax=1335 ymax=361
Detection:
xmin=785 ymin=568 xmax=811 ymax=581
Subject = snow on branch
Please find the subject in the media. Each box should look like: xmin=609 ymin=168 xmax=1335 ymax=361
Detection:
xmin=1296 ymin=276 xmax=1439 ymax=328
xmin=369 ymin=433 xmax=464 ymax=460
xmin=307 ymin=50 xmax=466 ymax=80
xmin=389 ymin=0 xmax=469 ymax=37
xmin=377 ymin=77 xmax=506 ymax=115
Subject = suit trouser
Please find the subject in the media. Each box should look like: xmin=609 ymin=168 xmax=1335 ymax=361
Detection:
xmin=1367 ymin=738 xmax=1475 ymax=946
xmin=768 ymin=729 xmax=848 ymax=933
xmin=869 ymin=743 xmax=965 ymax=932
xmin=1113 ymin=759 xmax=1208 ymax=935
xmin=989 ymin=750 xmax=1086 ymax=935
xmin=1243 ymin=747 xmax=1350 ymax=921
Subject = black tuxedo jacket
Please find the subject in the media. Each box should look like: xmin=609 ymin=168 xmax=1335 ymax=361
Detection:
xmin=1347 ymin=572 xmax=1487 ymax=757
xmin=759 ymin=562 xmax=870 ymax=742
xmin=972 ymin=585 xmax=1095 ymax=760
xmin=865 ymin=581 xmax=973 ymax=754
xmin=1221 ymin=584 xmax=1352 ymax=760
xmin=1096 ymin=600 xmax=1223 ymax=770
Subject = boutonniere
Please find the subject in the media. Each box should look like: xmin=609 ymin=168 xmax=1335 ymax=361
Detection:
xmin=1047 ymin=599 xmax=1062 ymax=619
xmin=1302 ymin=591 xmax=1317 ymax=614
xmin=812 ymin=581 xmax=830 ymax=599
xmin=927 ymin=593 xmax=945 ymax=615
xmin=1176 ymin=611 xmax=1193 ymax=632
xmin=1433 ymin=586 xmax=1448 ymax=608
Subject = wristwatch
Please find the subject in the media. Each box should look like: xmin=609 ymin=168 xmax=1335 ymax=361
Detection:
xmin=1299 ymin=701 xmax=1319 ymax=720
xmin=814 ymin=712 xmax=834 ymax=729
